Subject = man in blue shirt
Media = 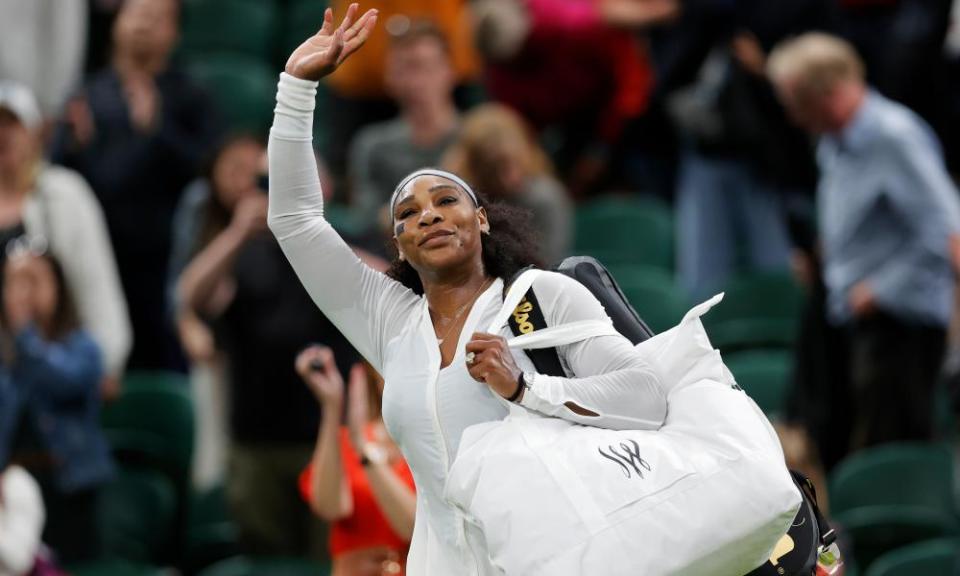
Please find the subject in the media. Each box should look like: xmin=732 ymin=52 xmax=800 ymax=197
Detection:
xmin=768 ymin=32 xmax=960 ymax=450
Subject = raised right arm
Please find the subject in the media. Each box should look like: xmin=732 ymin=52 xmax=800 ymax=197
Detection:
xmin=268 ymin=73 xmax=417 ymax=371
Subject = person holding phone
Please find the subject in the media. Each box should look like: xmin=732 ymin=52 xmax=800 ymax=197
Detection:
xmin=296 ymin=346 xmax=415 ymax=576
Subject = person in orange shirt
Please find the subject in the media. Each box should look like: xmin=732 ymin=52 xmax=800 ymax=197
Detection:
xmin=296 ymin=346 xmax=415 ymax=576
xmin=323 ymin=0 xmax=479 ymax=177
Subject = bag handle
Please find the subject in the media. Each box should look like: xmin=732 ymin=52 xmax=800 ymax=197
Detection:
xmin=507 ymin=320 xmax=619 ymax=350
xmin=491 ymin=269 xmax=619 ymax=350
xmin=488 ymin=268 xmax=542 ymax=333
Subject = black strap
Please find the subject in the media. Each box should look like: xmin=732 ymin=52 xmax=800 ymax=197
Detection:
xmin=790 ymin=470 xmax=836 ymax=547
xmin=505 ymin=284 xmax=565 ymax=377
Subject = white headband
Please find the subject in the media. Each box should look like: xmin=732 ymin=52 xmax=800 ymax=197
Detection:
xmin=390 ymin=168 xmax=478 ymax=217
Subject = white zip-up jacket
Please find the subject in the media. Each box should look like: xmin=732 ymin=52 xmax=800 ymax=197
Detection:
xmin=269 ymin=73 xmax=667 ymax=575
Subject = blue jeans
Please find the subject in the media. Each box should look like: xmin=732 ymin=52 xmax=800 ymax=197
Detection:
xmin=676 ymin=150 xmax=792 ymax=302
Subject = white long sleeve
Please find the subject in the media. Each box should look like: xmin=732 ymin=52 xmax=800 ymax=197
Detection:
xmin=518 ymin=273 xmax=667 ymax=430
xmin=0 ymin=466 xmax=45 ymax=576
xmin=27 ymin=166 xmax=132 ymax=376
xmin=267 ymin=73 xmax=420 ymax=372
xmin=268 ymin=73 xmax=664 ymax=430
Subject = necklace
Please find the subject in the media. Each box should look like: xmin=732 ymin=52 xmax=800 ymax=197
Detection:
xmin=432 ymin=278 xmax=492 ymax=346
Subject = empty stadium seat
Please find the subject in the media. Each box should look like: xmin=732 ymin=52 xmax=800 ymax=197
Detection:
xmin=188 ymin=54 xmax=277 ymax=136
xmin=702 ymin=271 xmax=803 ymax=351
xmin=102 ymin=371 xmax=194 ymax=474
xmin=863 ymin=537 xmax=960 ymax=576
xmin=185 ymin=484 xmax=242 ymax=574
xmin=280 ymin=0 xmax=330 ymax=68
xmin=99 ymin=468 xmax=178 ymax=565
xmin=68 ymin=560 xmax=166 ymax=576
xmin=102 ymin=372 xmax=195 ymax=565
xmin=180 ymin=0 xmax=279 ymax=61
xmin=608 ymin=265 xmax=689 ymax=334
xmin=724 ymin=349 xmax=793 ymax=418
xmin=574 ymin=196 xmax=674 ymax=271
xmin=198 ymin=556 xmax=331 ymax=576
xmin=829 ymin=443 xmax=959 ymax=568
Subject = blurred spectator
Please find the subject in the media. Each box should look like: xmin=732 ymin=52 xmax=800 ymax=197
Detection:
xmin=324 ymin=0 xmax=479 ymax=178
xmin=177 ymin=176 xmax=367 ymax=560
xmin=836 ymin=0 xmax=953 ymax=136
xmin=472 ymin=0 xmax=674 ymax=196
xmin=85 ymin=0 xmax=125 ymax=75
xmin=296 ymin=347 xmax=415 ymax=576
xmin=768 ymin=33 xmax=960 ymax=449
xmin=348 ymin=21 xmax=460 ymax=232
xmin=0 ymin=80 xmax=131 ymax=399
xmin=0 ymin=249 xmax=114 ymax=564
xmin=659 ymin=0 xmax=834 ymax=302
xmin=168 ymin=135 xmax=266 ymax=488
xmin=169 ymin=135 xmax=266 ymax=361
xmin=51 ymin=0 xmax=221 ymax=372
xmin=443 ymin=103 xmax=572 ymax=265
xmin=0 ymin=1 xmax=86 ymax=122
xmin=0 ymin=465 xmax=45 ymax=576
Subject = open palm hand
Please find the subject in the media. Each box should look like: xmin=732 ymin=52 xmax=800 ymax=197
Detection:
xmin=284 ymin=3 xmax=378 ymax=81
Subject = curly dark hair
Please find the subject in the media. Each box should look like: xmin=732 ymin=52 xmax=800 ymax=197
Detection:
xmin=386 ymin=189 xmax=543 ymax=295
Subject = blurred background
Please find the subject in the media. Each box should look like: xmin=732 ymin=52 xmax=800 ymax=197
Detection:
xmin=0 ymin=0 xmax=959 ymax=575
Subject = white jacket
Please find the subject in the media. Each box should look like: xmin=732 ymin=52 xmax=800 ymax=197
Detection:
xmin=269 ymin=73 xmax=667 ymax=574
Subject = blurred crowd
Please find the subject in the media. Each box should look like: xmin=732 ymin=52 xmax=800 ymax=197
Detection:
xmin=0 ymin=0 xmax=959 ymax=574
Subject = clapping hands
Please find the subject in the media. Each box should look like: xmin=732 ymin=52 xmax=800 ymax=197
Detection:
xmin=296 ymin=345 xmax=372 ymax=450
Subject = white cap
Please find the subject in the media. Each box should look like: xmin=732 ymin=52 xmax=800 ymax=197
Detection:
xmin=0 ymin=80 xmax=42 ymax=131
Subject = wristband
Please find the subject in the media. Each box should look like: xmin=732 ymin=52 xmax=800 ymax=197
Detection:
xmin=506 ymin=373 xmax=527 ymax=403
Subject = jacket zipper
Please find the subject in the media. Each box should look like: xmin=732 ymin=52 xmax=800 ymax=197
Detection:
xmin=426 ymin=305 xmax=483 ymax=575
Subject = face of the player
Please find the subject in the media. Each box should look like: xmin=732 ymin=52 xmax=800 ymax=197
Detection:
xmin=391 ymin=175 xmax=489 ymax=276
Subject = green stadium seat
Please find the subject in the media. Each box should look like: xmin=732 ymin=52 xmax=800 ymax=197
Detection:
xmin=607 ymin=265 xmax=688 ymax=334
xmin=99 ymin=468 xmax=178 ymax=564
xmin=198 ymin=556 xmax=331 ymax=576
xmin=188 ymin=54 xmax=277 ymax=136
xmin=574 ymin=196 xmax=674 ymax=271
xmin=724 ymin=349 xmax=792 ymax=418
xmin=180 ymin=0 xmax=279 ymax=61
xmin=103 ymin=371 xmax=194 ymax=474
xmin=190 ymin=484 xmax=232 ymax=527
xmin=184 ymin=485 xmax=241 ymax=573
xmin=102 ymin=372 xmax=196 ymax=565
xmin=703 ymin=272 xmax=803 ymax=351
xmin=829 ymin=443 xmax=959 ymax=567
xmin=67 ymin=560 xmax=166 ymax=576
xmin=864 ymin=538 xmax=960 ymax=576
xmin=185 ymin=522 xmax=242 ymax=575
xmin=280 ymin=0 xmax=330 ymax=68
xmin=123 ymin=370 xmax=189 ymax=392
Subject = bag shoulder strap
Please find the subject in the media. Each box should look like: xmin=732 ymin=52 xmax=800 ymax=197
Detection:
xmin=500 ymin=267 xmax=565 ymax=378
xmin=790 ymin=470 xmax=836 ymax=547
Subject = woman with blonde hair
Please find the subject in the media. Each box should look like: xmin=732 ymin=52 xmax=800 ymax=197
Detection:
xmin=443 ymin=103 xmax=572 ymax=265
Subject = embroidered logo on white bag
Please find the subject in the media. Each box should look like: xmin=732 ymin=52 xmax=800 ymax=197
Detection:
xmin=598 ymin=439 xmax=652 ymax=479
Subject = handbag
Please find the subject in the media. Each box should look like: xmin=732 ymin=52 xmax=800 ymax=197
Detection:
xmin=444 ymin=268 xmax=802 ymax=576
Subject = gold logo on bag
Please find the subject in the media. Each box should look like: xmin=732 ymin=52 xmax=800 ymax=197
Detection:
xmin=769 ymin=534 xmax=795 ymax=571
xmin=512 ymin=298 xmax=535 ymax=333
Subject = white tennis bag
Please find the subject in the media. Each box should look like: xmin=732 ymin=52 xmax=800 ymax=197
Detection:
xmin=444 ymin=270 xmax=801 ymax=576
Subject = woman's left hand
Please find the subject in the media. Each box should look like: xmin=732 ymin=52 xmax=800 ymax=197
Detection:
xmin=465 ymin=333 xmax=522 ymax=399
